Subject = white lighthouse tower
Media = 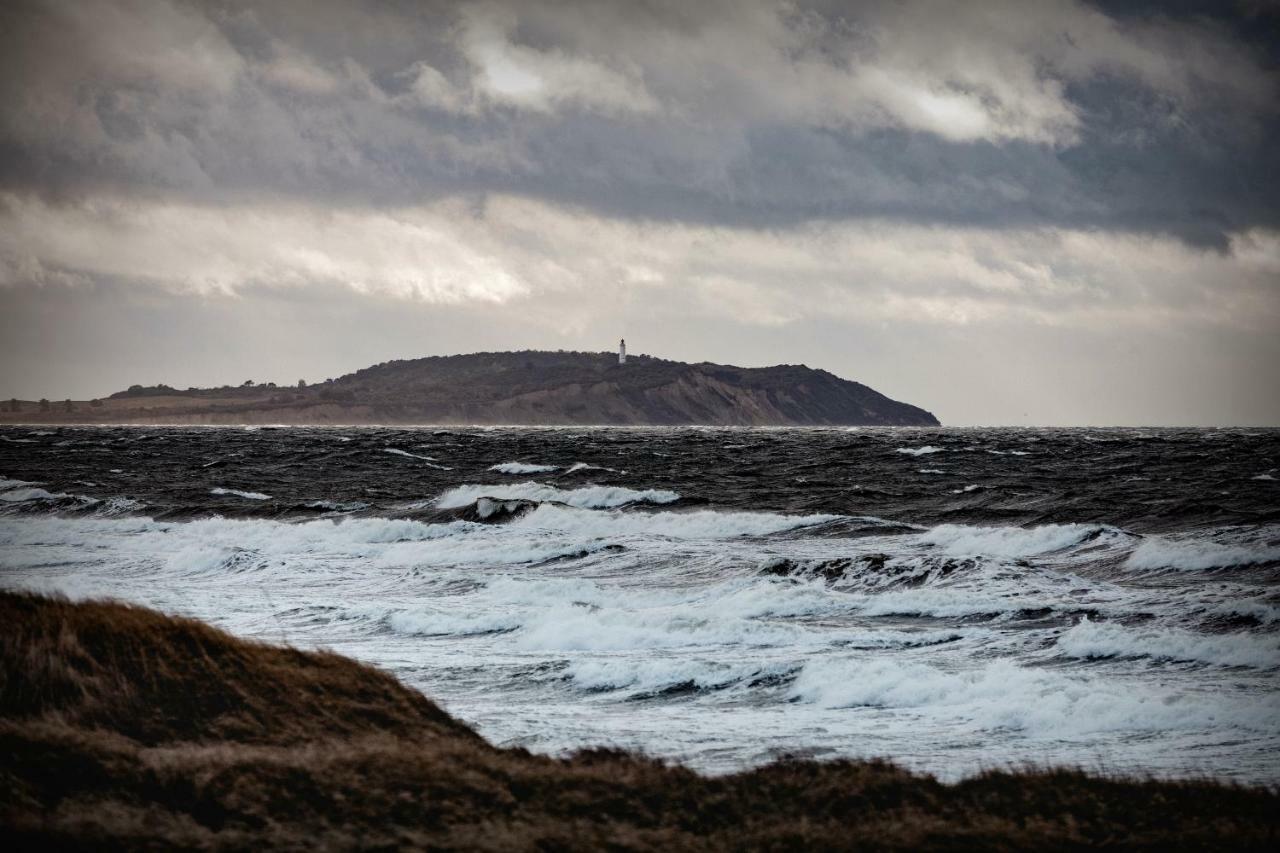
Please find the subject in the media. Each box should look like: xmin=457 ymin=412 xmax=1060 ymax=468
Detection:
xmin=618 ymin=338 xmax=627 ymax=365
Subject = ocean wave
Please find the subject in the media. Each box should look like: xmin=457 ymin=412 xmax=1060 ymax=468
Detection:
xmin=304 ymin=500 xmax=370 ymax=513
xmin=509 ymin=504 xmax=841 ymax=539
xmin=1057 ymin=617 xmax=1279 ymax=668
xmin=382 ymin=575 xmax=842 ymax=651
xmin=0 ymin=477 xmax=39 ymax=490
xmin=489 ymin=462 xmax=559 ymax=474
xmin=435 ymin=482 xmax=680 ymax=510
xmin=92 ymin=497 xmax=145 ymax=517
xmin=918 ymin=523 xmax=1123 ymax=558
xmin=788 ymin=657 xmax=1278 ymax=736
xmin=1124 ymin=535 xmax=1280 ymax=571
xmin=210 ymin=487 xmax=271 ymax=501
xmin=1 ymin=487 xmax=70 ymax=503
xmin=562 ymin=657 xmax=796 ymax=695
xmin=850 ymin=586 xmax=1073 ymax=619
xmin=565 ymin=462 xmax=623 ymax=474
xmin=382 ymin=448 xmax=451 ymax=469
xmin=896 ymin=446 xmax=943 ymax=456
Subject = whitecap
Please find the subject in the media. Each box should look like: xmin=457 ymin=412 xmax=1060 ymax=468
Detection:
xmin=0 ymin=487 xmax=70 ymax=502
xmin=918 ymin=523 xmax=1120 ymax=558
xmin=0 ymin=477 xmax=39 ymax=490
xmin=383 ymin=448 xmax=451 ymax=469
xmin=565 ymin=462 xmax=623 ymax=474
xmin=508 ymin=504 xmax=839 ymax=539
xmin=210 ymin=487 xmax=271 ymax=501
xmin=489 ymin=462 xmax=559 ymax=474
xmin=787 ymin=657 xmax=1278 ymax=736
xmin=435 ymin=481 xmax=679 ymax=510
xmin=1057 ymin=617 xmax=1279 ymax=669
xmin=1125 ymin=535 xmax=1280 ymax=571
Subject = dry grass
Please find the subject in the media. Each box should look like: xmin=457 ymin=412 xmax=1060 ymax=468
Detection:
xmin=1 ymin=591 xmax=1275 ymax=851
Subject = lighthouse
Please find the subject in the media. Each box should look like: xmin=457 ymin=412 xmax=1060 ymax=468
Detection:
xmin=618 ymin=339 xmax=627 ymax=365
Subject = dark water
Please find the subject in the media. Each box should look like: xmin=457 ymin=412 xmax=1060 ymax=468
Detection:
xmin=2 ymin=425 xmax=1278 ymax=782
xmin=2 ymin=425 xmax=1277 ymax=531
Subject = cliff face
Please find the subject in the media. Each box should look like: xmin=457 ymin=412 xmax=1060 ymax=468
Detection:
xmin=0 ymin=351 xmax=940 ymax=426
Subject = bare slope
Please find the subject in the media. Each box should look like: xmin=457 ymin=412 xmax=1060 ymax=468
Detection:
xmin=0 ymin=351 xmax=939 ymax=425
xmin=1 ymin=592 xmax=1275 ymax=850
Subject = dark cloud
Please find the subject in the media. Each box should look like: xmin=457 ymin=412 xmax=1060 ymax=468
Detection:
xmin=0 ymin=0 xmax=1275 ymax=245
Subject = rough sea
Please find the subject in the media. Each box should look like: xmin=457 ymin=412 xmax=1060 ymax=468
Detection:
xmin=2 ymin=425 xmax=1278 ymax=784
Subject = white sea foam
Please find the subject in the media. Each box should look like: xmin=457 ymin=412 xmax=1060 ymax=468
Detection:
xmin=305 ymin=500 xmax=370 ymax=512
xmin=509 ymin=504 xmax=841 ymax=539
xmin=93 ymin=497 xmax=145 ymax=516
xmin=919 ymin=469 xmax=946 ymax=475
xmin=1058 ymin=617 xmax=1279 ymax=668
xmin=896 ymin=446 xmax=942 ymax=456
xmin=918 ymin=523 xmax=1117 ymax=558
xmin=210 ymin=487 xmax=271 ymax=501
xmin=563 ymin=657 xmax=793 ymax=694
xmin=788 ymin=657 xmax=1278 ymax=736
xmin=1252 ymin=473 xmax=1275 ymax=481
xmin=489 ymin=462 xmax=559 ymax=474
xmin=386 ymin=608 xmax=521 ymax=638
xmin=852 ymin=587 xmax=1058 ymax=619
xmin=1125 ymin=536 xmax=1280 ymax=571
xmin=383 ymin=448 xmax=451 ymax=469
xmin=0 ymin=477 xmax=39 ymax=490
xmin=0 ymin=487 xmax=72 ymax=503
xmin=951 ymin=484 xmax=981 ymax=494
xmin=565 ymin=462 xmax=622 ymax=474
xmin=435 ymin=482 xmax=680 ymax=510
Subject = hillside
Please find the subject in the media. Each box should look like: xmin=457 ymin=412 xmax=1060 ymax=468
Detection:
xmin=0 ymin=351 xmax=940 ymax=426
xmin=1 ymin=591 xmax=1275 ymax=850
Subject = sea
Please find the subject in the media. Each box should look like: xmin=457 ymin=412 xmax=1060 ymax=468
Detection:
xmin=2 ymin=425 xmax=1278 ymax=784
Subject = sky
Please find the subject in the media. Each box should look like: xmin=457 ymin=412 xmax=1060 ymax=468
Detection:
xmin=1 ymin=0 xmax=1278 ymax=426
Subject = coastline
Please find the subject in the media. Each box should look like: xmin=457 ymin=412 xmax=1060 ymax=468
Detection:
xmin=2 ymin=591 xmax=1274 ymax=850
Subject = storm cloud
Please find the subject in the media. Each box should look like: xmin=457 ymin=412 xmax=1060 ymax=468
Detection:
xmin=1 ymin=0 xmax=1277 ymax=424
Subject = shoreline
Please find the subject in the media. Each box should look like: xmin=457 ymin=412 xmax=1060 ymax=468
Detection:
xmin=2 ymin=591 xmax=1275 ymax=850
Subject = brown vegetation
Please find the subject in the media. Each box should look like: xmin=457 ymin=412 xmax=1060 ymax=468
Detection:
xmin=1 ymin=591 xmax=1275 ymax=850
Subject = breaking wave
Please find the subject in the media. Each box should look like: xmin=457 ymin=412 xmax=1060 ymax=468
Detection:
xmin=489 ymin=462 xmax=558 ymax=474
xmin=1057 ymin=617 xmax=1279 ymax=669
xmin=1124 ymin=534 xmax=1280 ymax=571
xmin=917 ymin=523 xmax=1125 ymax=558
xmin=435 ymin=482 xmax=680 ymax=510
xmin=210 ymin=487 xmax=271 ymax=501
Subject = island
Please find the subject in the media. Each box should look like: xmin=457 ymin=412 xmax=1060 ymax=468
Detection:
xmin=0 ymin=349 xmax=939 ymax=426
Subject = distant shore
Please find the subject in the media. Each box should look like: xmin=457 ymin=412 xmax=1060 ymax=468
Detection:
xmin=0 ymin=349 xmax=940 ymax=427
xmin=2 ymin=591 xmax=1274 ymax=850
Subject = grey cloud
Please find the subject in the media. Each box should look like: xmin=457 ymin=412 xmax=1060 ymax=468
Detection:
xmin=1 ymin=0 xmax=1276 ymax=245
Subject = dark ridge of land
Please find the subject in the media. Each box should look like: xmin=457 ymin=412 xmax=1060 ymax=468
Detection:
xmin=1 ymin=592 xmax=1274 ymax=851
xmin=0 ymin=350 xmax=939 ymax=426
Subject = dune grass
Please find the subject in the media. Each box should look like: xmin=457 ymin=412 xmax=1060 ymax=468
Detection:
xmin=1 ymin=590 xmax=1275 ymax=850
